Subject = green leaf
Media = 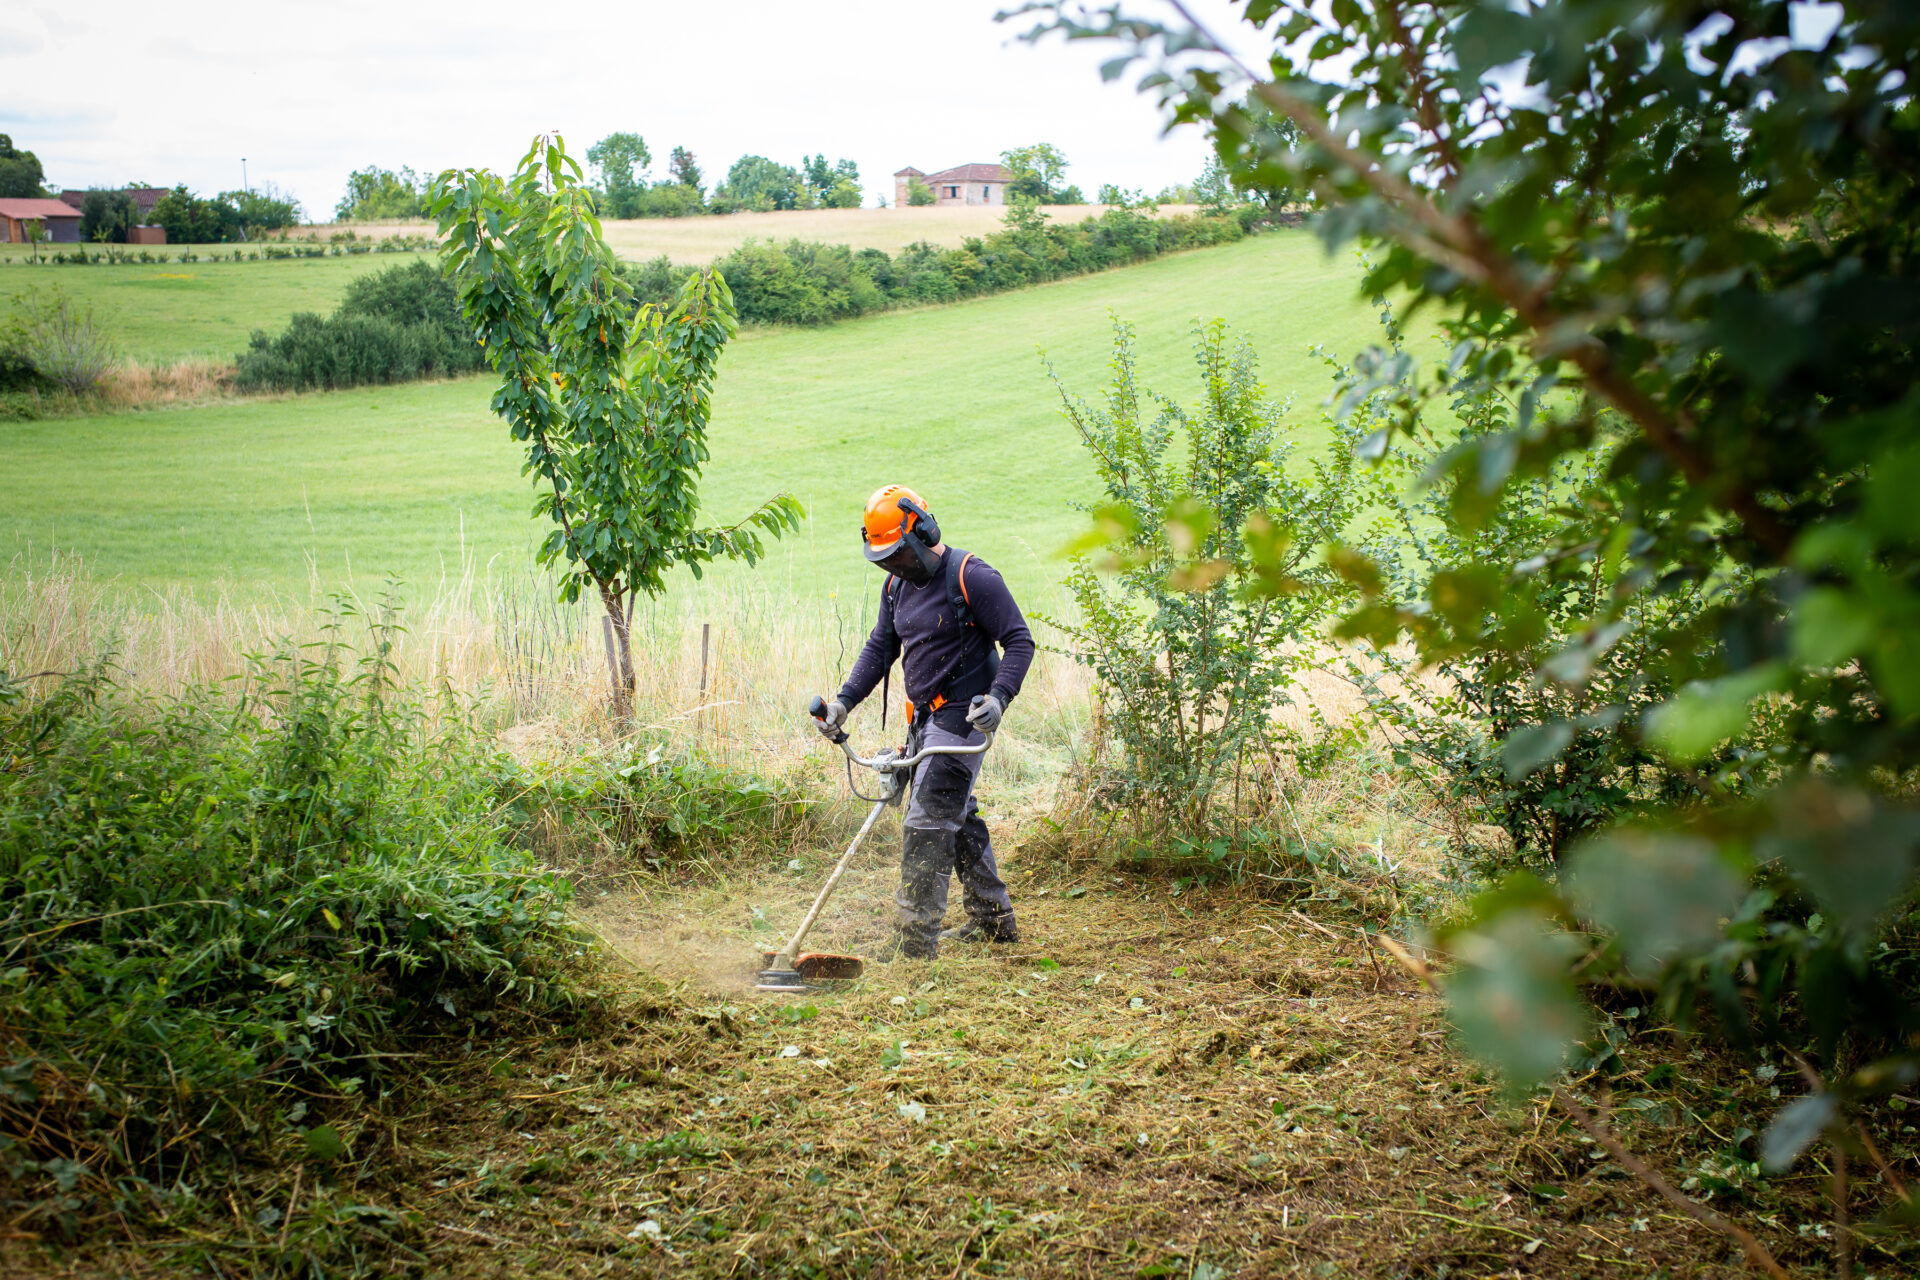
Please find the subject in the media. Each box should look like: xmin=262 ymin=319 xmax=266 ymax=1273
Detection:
xmin=1443 ymin=907 xmax=1588 ymax=1091
xmin=1791 ymin=587 xmax=1876 ymax=669
xmin=880 ymin=1041 xmax=905 ymax=1070
xmin=1758 ymin=779 xmax=1920 ymax=938
xmin=1643 ymin=663 xmax=1785 ymax=764
xmin=1501 ymin=722 xmax=1573 ymax=781
xmin=1760 ymin=1092 xmax=1837 ymax=1173
xmin=303 ymin=1124 xmax=348 ymax=1162
xmin=1566 ymin=831 xmax=1745 ymax=973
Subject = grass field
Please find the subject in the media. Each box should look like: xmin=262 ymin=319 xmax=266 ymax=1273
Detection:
xmin=0 ymin=250 xmax=439 ymax=364
xmin=0 ymin=232 xmax=1380 ymax=608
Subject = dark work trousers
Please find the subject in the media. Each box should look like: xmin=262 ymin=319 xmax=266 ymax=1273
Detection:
xmin=895 ymin=707 xmax=1014 ymax=952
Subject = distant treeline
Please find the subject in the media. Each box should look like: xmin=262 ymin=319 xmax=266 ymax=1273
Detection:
xmin=237 ymin=206 xmax=1256 ymax=391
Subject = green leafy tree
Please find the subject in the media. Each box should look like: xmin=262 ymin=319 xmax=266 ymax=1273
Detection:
xmin=905 ymin=176 xmax=936 ymax=206
xmin=720 ymin=155 xmax=802 ymax=211
xmin=1027 ymin=1 xmax=1920 ymax=1264
xmin=668 ymin=146 xmax=704 ymax=194
xmin=223 ymin=182 xmax=302 ymax=230
xmin=588 ymin=132 xmax=652 ymax=219
xmin=0 ymin=134 xmax=48 ymax=198
xmin=1001 ymin=142 xmax=1070 ymax=201
xmin=432 ymin=135 xmax=803 ymax=717
xmin=1191 ymin=156 xmax=1240 ymax=213
xmin=150 ymin=186 xmax=244 ymax=244
xmin=79 ymin=190 xmax=139 ymax=243
xmin=335 ymin=166 xmax=425 ymax=221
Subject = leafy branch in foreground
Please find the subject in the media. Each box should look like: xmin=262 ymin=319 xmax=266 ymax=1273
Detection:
xmin=432 ymin=134 xmax=803 ymax=718
xmin=1016 ymin=0 xmax=1920 ymax=1266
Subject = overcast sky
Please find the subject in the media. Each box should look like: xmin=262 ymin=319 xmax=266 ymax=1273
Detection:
xmin=1 ymin=0 xmax=1254 ymax=218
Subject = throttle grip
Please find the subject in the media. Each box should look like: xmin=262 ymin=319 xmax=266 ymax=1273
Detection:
xmin=808 ymin=694 xmax=849 ymax=744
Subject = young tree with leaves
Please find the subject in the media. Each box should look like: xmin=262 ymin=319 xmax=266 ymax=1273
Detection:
xmin=1020 ymin=1 xmax=1920 ymax=1268
xmin=432 ymin=135 xmax=802 ymax=719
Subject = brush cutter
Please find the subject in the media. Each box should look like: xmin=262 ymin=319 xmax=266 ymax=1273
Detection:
xmin=754 ymin=695 xmax=994 ymax=993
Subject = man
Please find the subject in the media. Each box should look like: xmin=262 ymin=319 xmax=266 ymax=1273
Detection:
xmin=816 ymin=485 xmax=1035 ymax=958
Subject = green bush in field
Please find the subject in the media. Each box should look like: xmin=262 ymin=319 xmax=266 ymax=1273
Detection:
xmin=234 ymin=258 xmax=482 ymax=391
xmin=0 ymin=611 xmax=583 ymax=1233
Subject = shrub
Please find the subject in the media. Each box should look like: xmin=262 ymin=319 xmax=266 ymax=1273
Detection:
xmin=1329 ymin=311 xmax=1750 ymax=862
xmin=634 ymin=181 xmax=707 ymax=218
xmin=0 ymin=619 xmax=583 ymax=1229
xmin=905 ymin=176 xmax=935 ymax=206
xmin=14 ymin=288 xmax=116 ymax=393
xmin=1046 ymin=316 xmax=1363 ymax=841
xmin=234 ymin=258 xmax=483 ymax=391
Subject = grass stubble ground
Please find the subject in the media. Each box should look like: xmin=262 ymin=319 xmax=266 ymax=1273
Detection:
xmin=2 ymin=738 xmax=1868 ymax=1279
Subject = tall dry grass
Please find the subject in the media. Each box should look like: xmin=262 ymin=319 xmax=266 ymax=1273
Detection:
xmin=2 ymin=556 xmax=1456 ymax=879
xmin=0 ymin=555 xmax=1093 ymax=804
xmin=99 ymin=358 xmax=236 ymax=410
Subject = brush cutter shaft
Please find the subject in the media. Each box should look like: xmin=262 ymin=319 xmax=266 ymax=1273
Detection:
xmin=769 ymin=796 xmax=890 ymax=970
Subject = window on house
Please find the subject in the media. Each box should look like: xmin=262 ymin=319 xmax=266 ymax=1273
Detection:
xmin=947 ymin=186 xmax=958 ymax=199
xmin=982 ymin=186 xmax=990 ymax=200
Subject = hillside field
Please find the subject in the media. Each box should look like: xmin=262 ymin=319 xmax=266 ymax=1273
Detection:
xmin=0 ymin=232 xmax=1380 ymax=607
xmin=0 ymin=250 xmax=439 ymax=364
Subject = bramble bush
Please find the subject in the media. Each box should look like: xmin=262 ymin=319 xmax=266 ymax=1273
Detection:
xmin=0 ymin=607 xmax=584 ymax=1237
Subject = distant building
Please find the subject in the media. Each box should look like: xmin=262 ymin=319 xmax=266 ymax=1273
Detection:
xmin=894 ymin=163 xmax=1014 ymax=207
xmin=59 ymin=188 xmax=169 ymax=218
xmin=0 ymin=198 xmax=82 ymax=243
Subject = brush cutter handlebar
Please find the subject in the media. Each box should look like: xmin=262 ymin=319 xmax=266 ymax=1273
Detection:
xmin=808 ymin=695 xmax=993 ymax=772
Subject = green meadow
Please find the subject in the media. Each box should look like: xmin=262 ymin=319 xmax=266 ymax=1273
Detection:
xmin=0 ymin=251 xmax=439 ymax=364
xmin=0 ymin=233 xmax=1383 ymax=606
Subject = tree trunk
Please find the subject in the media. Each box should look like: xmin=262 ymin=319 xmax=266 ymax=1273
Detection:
xmin=598 ymin=582 xmax=636 ymax=723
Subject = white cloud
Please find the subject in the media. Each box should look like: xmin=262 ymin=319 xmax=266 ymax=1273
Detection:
xmin=1 ymin=0 xmax=1253 ymax=215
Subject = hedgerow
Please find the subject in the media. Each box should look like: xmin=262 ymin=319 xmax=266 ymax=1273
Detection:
xmin=623 ymin=203 xmax=1250 ymax=326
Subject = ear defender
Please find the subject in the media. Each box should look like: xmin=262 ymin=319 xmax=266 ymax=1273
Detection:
xmin=897 ymin=496 xmax=940 ymax=548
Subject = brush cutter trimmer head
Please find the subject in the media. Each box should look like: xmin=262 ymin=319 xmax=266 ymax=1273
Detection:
xmin=756 ymin=951 xmax=866 ymax=991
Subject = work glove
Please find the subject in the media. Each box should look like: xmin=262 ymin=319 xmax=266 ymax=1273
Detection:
xmin=966 ymin=694 xmax=1004 ymax=733
xmin=815 ymin=697 xmax=850 ymax=739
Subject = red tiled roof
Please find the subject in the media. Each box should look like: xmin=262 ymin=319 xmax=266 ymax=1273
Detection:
xmin=922 ymin=163 xmax=1013 ymax=184
xmin=59 ymin=188 xmax=169 ymax=213
xmin=0 ymin=199 xmax=82 ymax=220
xmin=893 ymin=167 xmax=925 ymax=177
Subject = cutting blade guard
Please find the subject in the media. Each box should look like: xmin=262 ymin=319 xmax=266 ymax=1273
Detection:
xmin=756 ymin=951 xmax=865 ymax=991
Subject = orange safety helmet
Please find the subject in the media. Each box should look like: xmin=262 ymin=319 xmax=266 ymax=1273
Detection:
xmin=861 ymin=484 xmax=935 ymax=563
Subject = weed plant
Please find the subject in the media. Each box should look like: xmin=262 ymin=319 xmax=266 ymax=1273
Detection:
xmin=0 ymin=606 xmax=585 ymax=1236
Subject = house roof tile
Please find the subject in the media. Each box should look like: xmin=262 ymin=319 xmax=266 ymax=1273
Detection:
xmin=922 ymin=163 xmax=1013 ymax=184
xmin=0 ymin=199 xmax=83 ymax=220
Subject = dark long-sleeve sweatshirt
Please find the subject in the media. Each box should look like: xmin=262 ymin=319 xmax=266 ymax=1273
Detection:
xmin=837 ymin=547 xmax=1034 ymax=715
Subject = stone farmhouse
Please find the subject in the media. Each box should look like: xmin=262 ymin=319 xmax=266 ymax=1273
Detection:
xmin=893 ymin=163 xmax=1015 ymax=207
